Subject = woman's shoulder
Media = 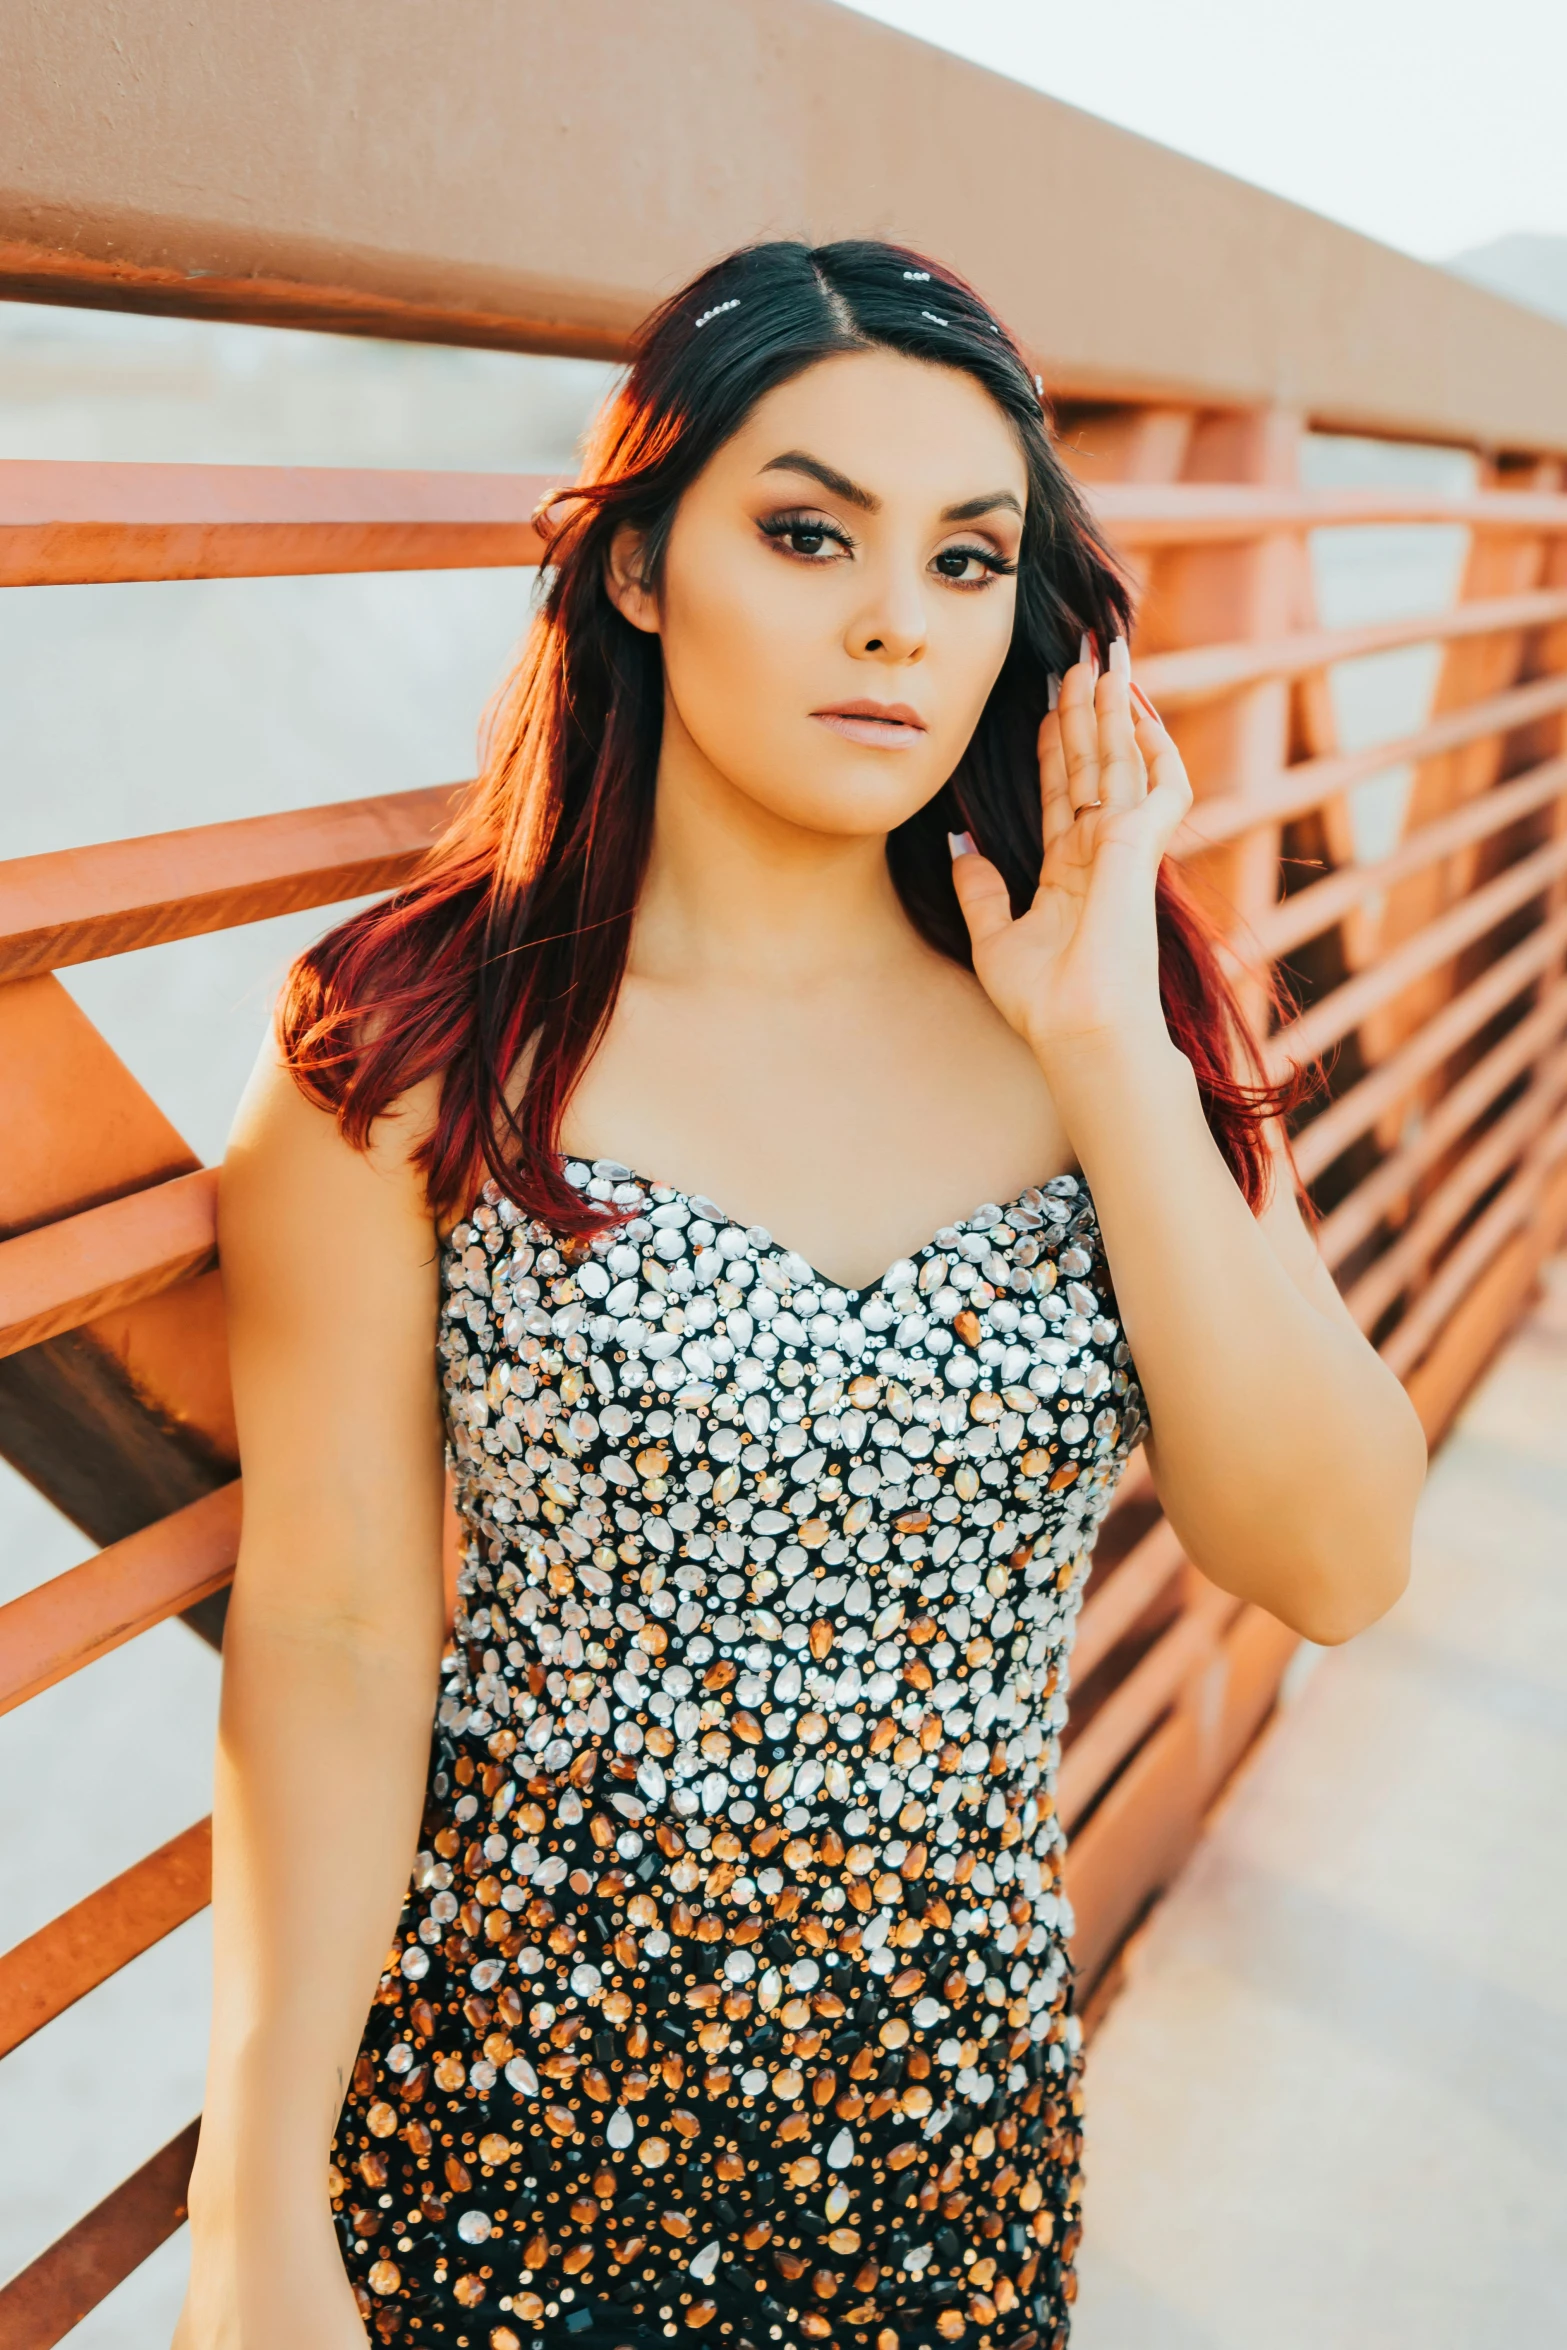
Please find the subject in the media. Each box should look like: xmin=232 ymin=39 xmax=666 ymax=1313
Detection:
xmin=220 ymin=1033 xmax=445 ymax=1268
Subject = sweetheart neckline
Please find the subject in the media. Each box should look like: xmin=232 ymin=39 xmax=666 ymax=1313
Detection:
xmin=477 ymin=1153 xmax=1100 ymax=1302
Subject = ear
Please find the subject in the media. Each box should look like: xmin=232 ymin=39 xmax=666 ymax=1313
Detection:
xmin=604 ymin=524 xmax=660 ymax=635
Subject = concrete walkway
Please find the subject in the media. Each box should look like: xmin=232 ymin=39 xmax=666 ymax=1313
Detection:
xmin=1072 ymin=1258 xmax=1567 ymax=2350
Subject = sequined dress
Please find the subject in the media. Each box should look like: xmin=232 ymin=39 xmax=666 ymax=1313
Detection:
xmin=333 ymin=1160 xmax=1145 ymax=2350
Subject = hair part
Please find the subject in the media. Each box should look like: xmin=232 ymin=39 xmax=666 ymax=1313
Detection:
xmin=281 ymin=237 xmax=1294 ymax=1230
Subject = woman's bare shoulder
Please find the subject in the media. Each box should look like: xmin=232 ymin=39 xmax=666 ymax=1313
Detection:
xmin=220 ymin=1037 xmax=445 ymax=1297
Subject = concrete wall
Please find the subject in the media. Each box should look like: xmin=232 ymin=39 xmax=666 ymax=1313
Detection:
xmin=5 ymin=0 xmax=1567 ymax=451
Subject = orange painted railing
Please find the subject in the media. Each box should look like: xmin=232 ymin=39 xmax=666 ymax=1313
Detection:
xmin=3 ymin=423 xmax=1567 ymax=2341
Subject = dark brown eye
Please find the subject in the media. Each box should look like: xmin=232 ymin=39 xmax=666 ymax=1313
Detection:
xmin=759 ymin=510 xmax=851 ymax=561
xmin=933 ymin=542 xmax=1014 ymax=585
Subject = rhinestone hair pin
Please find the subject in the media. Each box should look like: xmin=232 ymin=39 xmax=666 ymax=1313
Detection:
xmin=693 ymin=298 xmax=741 ymax=328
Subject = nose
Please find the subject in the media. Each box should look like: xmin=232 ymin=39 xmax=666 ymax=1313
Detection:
xmin=847 ymin=556 xmax=927 ymax=666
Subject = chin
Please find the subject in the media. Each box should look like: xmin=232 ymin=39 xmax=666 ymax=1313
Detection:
xmin=757 ymin=784 xmax=935 ymax=841
xmin=734 ymin=745 xmax=945 ymax=840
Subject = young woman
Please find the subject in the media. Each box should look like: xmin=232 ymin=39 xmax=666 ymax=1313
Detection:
xmin=176 ymin=240 xmax=1424 ymax=2350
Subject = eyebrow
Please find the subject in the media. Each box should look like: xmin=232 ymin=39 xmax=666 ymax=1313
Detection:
xmin=761 ymin=451 xmax=877 ymax=509
xmin=941 ymin=489 xmax=1024 ymax=523
xmin=759 ymin=451 xmax=1023 ymax=525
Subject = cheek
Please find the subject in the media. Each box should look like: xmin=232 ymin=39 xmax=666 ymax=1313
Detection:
xmin=659 ymin=544 xmax=818 ymax=748
xmin=937 ymin=596 xmax=1017 ymax=737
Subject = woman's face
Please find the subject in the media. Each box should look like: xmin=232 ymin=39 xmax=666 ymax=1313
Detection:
xmin=609 ymin=349 xmax=1028 ymax=839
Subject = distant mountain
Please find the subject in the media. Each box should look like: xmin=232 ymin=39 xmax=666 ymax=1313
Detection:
xmin=1448 ymin=233 xmax=1567 ymax=326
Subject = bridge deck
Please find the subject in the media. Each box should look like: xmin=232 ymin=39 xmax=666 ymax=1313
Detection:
xmin=1073 ymin=1258 xmax=1567 ymax=2347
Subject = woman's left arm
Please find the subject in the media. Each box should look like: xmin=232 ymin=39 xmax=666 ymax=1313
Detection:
xmin=1041 ymin=1024 xmax=1424 ymax=1642
xmin=952 ymin=642 xmax=1425 ymax=1646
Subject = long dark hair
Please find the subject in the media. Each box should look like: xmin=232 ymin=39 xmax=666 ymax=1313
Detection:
xmin=282 ymin=237 xmax=1282 ymax=1227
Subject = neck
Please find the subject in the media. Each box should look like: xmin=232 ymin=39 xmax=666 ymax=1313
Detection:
xmin=630 ymin=701 xmax=919 ymax=992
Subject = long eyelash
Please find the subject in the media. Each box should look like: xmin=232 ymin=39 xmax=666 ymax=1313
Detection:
xmin=945 ymin=542 xmax=1018 ymax=578
xmin=758 ymin=509 xmax=854 ymax=552
xmin=758 ymin=512 xmax=1017 ymax=580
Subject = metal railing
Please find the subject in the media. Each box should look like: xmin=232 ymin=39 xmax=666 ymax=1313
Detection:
xmin=3 ymin=419 xmax=1567 ymax=2340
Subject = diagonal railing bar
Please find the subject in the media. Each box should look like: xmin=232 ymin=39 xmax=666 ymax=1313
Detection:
xmin=0 ymin=2120 xmax=201 ymax=2350
xmin=1137 ymin=587 xmax=1567 ymax=710
xmin=1270 ymin=836 xmax=1567 ymax=1073
xmin=1073 ymin=1518 xmax=1186 ymax=1685
xmin=1381 ymin=1102 xmax=1567 ymax=1377
xmin=1292 ymin=912 xmax=1567 ymax=1183
xmin=1256 ymin=756 xmax=1567 ymax=961
xmin=1317 ymin=990 xmax=1567 ymax=1269
xmin=0 ymin=1483 xmax=242 ymax=1718
xmin=0 ymin=1820 xmax=213 ymax=2062
xmin=1182 ymin=674 xmax=1567 ymax=855
xmin=0 ymin=1170 xmax=218 ymax=1359
xmin=0 ymin=782 xmax=464 ymax=981
xmin=1058 ymin=1585 xmax=1238 ymax=1830
xmin=1344 ymin=1046 xmax=1567 ymax=1330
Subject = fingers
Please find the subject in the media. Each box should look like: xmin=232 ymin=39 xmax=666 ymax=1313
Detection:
xmin=1096 ymin=638 xmax=1148 ymax=812
xmin=1129 ymin=700 xmax=1194 ymax=857
xmin=948 ymin=834 xmax=1015 ymax=955
xmin=1055 ymin=654 xmax=1102 ymax=815
xmin=1037 ymin=706 xmax=1074 ymax=852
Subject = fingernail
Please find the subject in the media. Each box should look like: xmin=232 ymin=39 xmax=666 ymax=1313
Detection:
xmin=1131 ymin=680 xmax=1164 ymax=724
xmin=1047 ymin=674 xmax=1061 ymax=712
xmin=1078 ymin=631 xmax=1096 ymax=674
xmin=948 ymin=830 xmax=975 ymax=859
xmin=1108 ymin=636 xmax=1131 ymax=677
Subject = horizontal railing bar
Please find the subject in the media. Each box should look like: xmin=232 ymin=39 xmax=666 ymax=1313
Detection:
xmin=1293 ymin=916 xmax=1567 ymax=1183
xmin=1345 ymin=1047 xmax=1567 ymax=1330
xmin=0 ymin=1169 xmax=218 ymax=1359
xmin=0 ymin=1482 xmax=241 ymax=1718
xmin=1181 ymin=673 xmax=1567 ymax=854
xmin=0 ymin=1819 xmax=212 ymax=2062
xmin=1318 ymin=988 xmax=1567 ymax=1268
xmin=0 ymin=2118 xmax=200 ymax=2350
xmin=1137 ymin=588 xmax=1567 ymax=711
xmin=4 ymin=464 xmax=1566 ymax=592
xmin=0 ymin=781 xmax=462 ymax=981
xmin=3 ymin=703 xmax=1559 ymax=991
xmin=1091 ymin=482 xmax=1567 ymax=541
xmin=1272 ymin=835 xmax=1567 ymax=1073
xmin=1073 ymin=1518 xmax=1185 ymax=1685
xmin=1057 ymin=1584 xmax=1237 ymax=1832
xmin=1256 ymin=755 xmax=1567 ymax=960
xmin=1381 ymin=1101 xmax=1567 ymax=1376
xmin=0 ymin=460 xmax=554 ymax=586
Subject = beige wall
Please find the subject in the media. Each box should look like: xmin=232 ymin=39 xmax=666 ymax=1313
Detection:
xmin=4 ymin=0 xmax=1567 ymax=452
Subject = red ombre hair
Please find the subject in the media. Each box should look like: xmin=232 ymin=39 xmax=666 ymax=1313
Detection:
xmin=282 ymin=239 xmax=1288 ymax=1228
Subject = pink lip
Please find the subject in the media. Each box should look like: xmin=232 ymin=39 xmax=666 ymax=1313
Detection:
xmin=811 ymin=699 xmax=928 ymax=748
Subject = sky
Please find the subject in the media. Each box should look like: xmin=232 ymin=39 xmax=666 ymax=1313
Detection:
xmin=844 ymin=0 xmax=1566 ymax=263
